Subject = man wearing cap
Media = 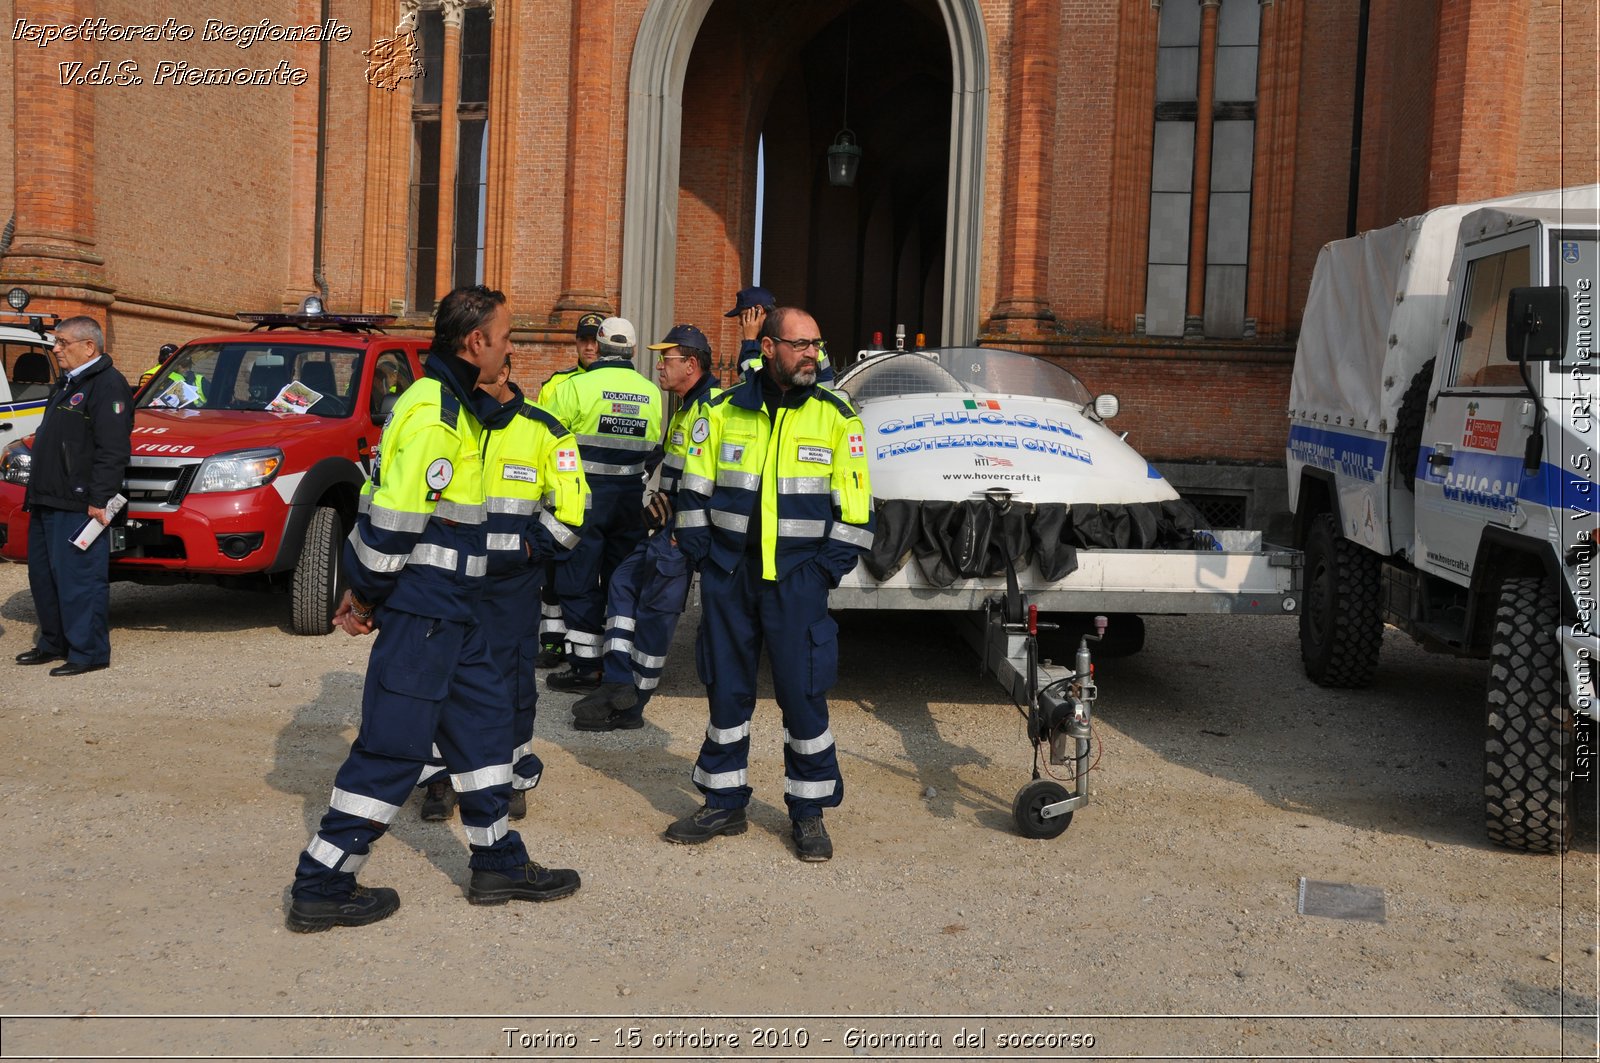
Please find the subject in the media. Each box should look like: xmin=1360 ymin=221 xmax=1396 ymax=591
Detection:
xmin=726 ymin=286 xmax=833 ymax=383
xmin=532 ymin=311 xmax=605 ymax=668
xmin=543 ymin=317 xmax=665 ymax=692
xmin=571 ymin=324 xmax=718 ymax=730
xmin=668 ymin=307 xmax=873 ymax=861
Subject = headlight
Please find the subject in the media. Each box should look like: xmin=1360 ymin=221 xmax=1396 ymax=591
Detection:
xmin=190 ymin=448 xmax=283 ymax=493
xmin=0 ymin=439 xmax=32 ymax=485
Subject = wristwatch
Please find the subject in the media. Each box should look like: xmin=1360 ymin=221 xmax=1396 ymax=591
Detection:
xmin=349 ymin=594 xmax=375 ymax=621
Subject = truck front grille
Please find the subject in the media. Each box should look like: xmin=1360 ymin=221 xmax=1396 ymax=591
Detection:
xmin=126 ymin=455 xmax=204 ymax=507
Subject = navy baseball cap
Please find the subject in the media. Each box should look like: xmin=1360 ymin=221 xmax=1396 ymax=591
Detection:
xmin=647 ymin=323 xmax=711 ymax=355
xmin=575 ymin=312 xmax=604 ymax=338
xmin=724 ymin=286 xmax=775 ymax=318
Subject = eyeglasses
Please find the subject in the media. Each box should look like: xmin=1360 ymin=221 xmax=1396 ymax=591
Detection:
xmin=655 ymin=354 xmax=690 ymax=366
xmin=775 ymin=337 xmax=826 ymax=353
xmin=52 ymin=337 xmax=90 ymax=350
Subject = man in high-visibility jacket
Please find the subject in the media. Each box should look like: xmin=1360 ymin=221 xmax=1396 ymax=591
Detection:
xmin=667 ymin=307 xmax=874 ymax=862
xmin=286 ymin=286 xmax=581 ymax=932
xmin=543 ymin=317 xmax=664 ymax=692
xmin=571 ymin=323 xmax=718 ymax=731
xmin=532 ymin=311 xmax=604 ymax=669
xmin=420 ymin=352 xmax=592 ymax=821
xmin=479 ymin=354 xmax=588 ymax=815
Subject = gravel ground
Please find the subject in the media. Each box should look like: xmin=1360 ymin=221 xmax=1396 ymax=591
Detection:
xmin=0 ymin=560 xmax=1596 ymax=1061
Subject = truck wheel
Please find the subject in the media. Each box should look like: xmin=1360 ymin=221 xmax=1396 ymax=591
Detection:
xmin=292 ymin=505 xmax=344 ymax=636
xmin=1299 ymin=512 xmax=1382 ymax=687
xmin=1391 ymin=358 xmax=1434 ymax=492
xmin=1484 ymin=576 xmax=1570 ymax=853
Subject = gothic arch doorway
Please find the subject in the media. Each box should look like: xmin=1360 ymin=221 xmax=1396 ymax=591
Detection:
xmin=622 ymin=0 xmax=987 ymax=354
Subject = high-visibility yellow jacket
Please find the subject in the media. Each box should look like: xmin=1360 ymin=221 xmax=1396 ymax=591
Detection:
xmin=536 ymin=363 xmax=583 ymax=407
xmin=481 ymin=383 xmax=589 ymax=575
xmin=659 ymin=372 xmax=719 ymax=501
xmin=347 ymin=356 xmax=498 ymax=620
xmin=675 ymin=361 xmax=874 ymax=582
xmin=543 ymin=356 xmax=664 ymax=489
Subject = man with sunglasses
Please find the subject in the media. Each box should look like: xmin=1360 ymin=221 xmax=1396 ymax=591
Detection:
xmin=571 ymin=323 xmax=718 ymax=730
xmin=668 ymin=308 xmax=874 ymax=861
xmin=17 ymin=317 xmax=133 ymax=677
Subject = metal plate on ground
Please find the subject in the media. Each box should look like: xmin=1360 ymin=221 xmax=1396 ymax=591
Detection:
xmin=1297 ymin=877 xmax=1387 ymax=923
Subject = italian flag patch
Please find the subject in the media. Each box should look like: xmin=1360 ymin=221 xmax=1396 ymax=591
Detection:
xmin=963 ymin=398 xmax=1001 ymax=411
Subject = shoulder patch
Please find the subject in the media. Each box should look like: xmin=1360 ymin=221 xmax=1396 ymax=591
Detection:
xmin=439 ymin=387 xmax=461 ymax=428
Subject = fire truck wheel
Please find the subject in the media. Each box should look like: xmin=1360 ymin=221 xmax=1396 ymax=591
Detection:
xmin=292 ymin=505 xmax=344 ymax=636
xmin=1012 ymin=779 xmax=1072 ymax=839
xmin=1299 ymin=512 xmax=1382 ymax=687
xmin=1484 ymin=575 xmax=1571 ymax=853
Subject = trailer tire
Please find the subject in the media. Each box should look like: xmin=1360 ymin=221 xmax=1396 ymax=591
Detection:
xmin=1299 ymin=513 xmax=1382 ymax=687
xmin=291 ymin=505 xmax=343 ymax=636
xmin=1484 ymin=576 xmax=1570 ymax=853
xmin=1013 ymin=779 xmax=1072 ymax=839
xmin=1392 ymin=358 xmax=1434 ymax=492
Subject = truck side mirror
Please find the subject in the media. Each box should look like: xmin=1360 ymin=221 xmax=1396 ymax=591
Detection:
xmin=1505 ymin=286 xmax=1568 ymax=362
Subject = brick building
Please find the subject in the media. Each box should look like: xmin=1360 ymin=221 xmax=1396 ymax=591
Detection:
xmin=2 ymin=0 xmax=1595 ymax=527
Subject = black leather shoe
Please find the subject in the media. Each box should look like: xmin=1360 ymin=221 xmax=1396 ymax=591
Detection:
xmin=572 ymin=682 xmax=638 ymax=722
xmin=664 ymin=804 xmax=748 ymax=844
xmin=792 ymin=815 xmax=833 ymax=862
xmin=419 ymin=780 xmax=456 ymax=821
xmin=573 ymin=707 xmax=644 ymax=732
xmin=16 ymin=648 xmax=63 ymax=666
xmin=467 ymin=862 xmax=581 ymax=905
xmin=546 ymin=667 xmax=601 ymax=692
xmin=49 ymin=661 xmax=107 ymax=677
xmin=286 ymin=885 xmax=400 ymax=933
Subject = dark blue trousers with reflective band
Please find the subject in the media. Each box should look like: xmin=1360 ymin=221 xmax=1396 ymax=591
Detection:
xmin=690 ymin=557 xmax=843 ymax=820
xmin=555 ymin=480 xmax=647 ymax=673
xmin=293 ymin=609 xmax=528 ymax=900
xmin=601 ymin=531 xmax=691 ymax=710
xmin=27 ymin=506 xmax=112 ymax=666
xmin=481 ymin=566 xmax=545 ymax=791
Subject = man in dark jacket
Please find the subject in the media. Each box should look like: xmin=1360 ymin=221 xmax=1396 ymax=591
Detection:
xmin=17 ymin=317 xmax=134 ymax=676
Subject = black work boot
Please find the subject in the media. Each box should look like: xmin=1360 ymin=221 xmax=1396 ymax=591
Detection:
xmin=664 ymin=804 xmax=748 ymax=844
xmin=546 ymin=666 xmax=601 ymax=692
xmin=419 ymin=779 xmax=456 ymax=821
xmin=467 ymin=862 xmax=581 ymax=905
xmin=507 ymin=787 xmax=527 ymax=820
xmin=534 ymin=644 xmax=565 ymax=669
xmin=573 ymin=707 xmax=644 ymax=732
xmin=791 ymin=815 xmax=833 ymax=861
xmin=572 ymin=682 xmax=637 ymax=722
xmin=286 ymin=885 xmax=400 ymax=933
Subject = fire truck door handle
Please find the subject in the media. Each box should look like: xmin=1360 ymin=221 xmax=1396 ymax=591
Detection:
xmin=1427 ymin=443 xmax=1454 ymax=468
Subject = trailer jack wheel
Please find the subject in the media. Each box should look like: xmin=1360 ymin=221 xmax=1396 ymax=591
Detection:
xmin=1013 ymin=779 xmax=1073 ymax=839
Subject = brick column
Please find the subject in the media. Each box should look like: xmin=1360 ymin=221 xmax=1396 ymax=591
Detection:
xmin=1244 ymin=0 xmax=1303 ymax=340
xmin=1182 ymin=0 xmax=1221 ymax=338
xmin=433 ymin=0 xmax=467 ymax=297
xmin=1 ymin=0 xmax=110 ymax=316
xmin=1427 ymin=0 xmax=1530 ymax=205
xmin=484 ymin=0 xmax=518 ymax=291
xmin=986 ymin=0 xmax=1060 ymax=336
xmin=283 ymin=0 xmax=324 ymax=311
xmin=553 ymin=0 xmax=614 ymax=322
xmin=1104 ymin=2 xmax=1161 ymax=333
xmin=360 ymin=0 xmax=417 ymax=314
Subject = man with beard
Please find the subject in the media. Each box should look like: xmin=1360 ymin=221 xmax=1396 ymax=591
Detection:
xmin=666 ymin=307 xmax=874 ymax=861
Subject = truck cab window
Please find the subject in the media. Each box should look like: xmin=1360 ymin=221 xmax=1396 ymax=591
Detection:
xmin=1451 ymin=245 xmax=1531 ymax=389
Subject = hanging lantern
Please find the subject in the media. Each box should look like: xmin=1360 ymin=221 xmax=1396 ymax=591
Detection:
xmin=827 ymin=129 xmax=862 ymax=188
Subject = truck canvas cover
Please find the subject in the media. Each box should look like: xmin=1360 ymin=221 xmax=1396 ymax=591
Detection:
xmin=1288 ymin=184 xmax=1599 ymax=433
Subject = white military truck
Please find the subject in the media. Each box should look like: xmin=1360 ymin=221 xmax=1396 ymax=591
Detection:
xmin=1287 ymin=185 xmax=1598 ymax=852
